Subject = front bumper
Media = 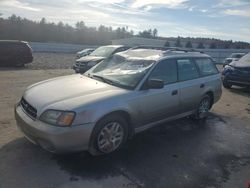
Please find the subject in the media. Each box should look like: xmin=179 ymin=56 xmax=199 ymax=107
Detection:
xmin=222 ymin=74 xmax=250 ymax=87
xmin=15 ymin=104 xmax=95 ymax=153
xmin=72 ymin=64 xmax=90 ymax=73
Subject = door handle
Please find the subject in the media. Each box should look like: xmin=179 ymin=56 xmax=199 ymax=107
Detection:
xmin=200 ymin=83 xmax=205 ymax=88
xmin=172 ymin=90 xmax=178 ymax=95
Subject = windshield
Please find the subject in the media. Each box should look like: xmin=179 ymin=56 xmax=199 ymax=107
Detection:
xmin=239 ymin=53 xmax=250 ymax=63
xmin=90 ymin=46 xmax=116 ymax=57
xmin=85 ymin=54 xmax=155 ymax=89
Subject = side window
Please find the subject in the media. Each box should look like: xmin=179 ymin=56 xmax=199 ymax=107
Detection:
xmin=114 ymin=47 xmax=127 ymax=54
xmin=149 ymin=59 xmax=177 ymax=84
xmin=195 ymin=58 xmax=218 ymax=76
xmin=177 ymin=59 xmax=199 ymax=81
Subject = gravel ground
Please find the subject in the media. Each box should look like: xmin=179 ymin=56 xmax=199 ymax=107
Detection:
xmin=26 ymin=52 xmax=76 ymax=69
xmin=0 ymin=52 xmax=224 ymax=71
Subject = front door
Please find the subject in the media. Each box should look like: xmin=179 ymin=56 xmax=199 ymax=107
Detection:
xmin=137 ymin=59 xmax=180 ymax=126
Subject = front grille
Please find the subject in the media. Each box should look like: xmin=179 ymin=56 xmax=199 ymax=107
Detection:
xmin=75 ymin=61 xmax=88 ymax=68
xmin=234 ymin=67 xmax=250 ymax=76
xmin=20 ymin=98 xmax=37 ymax=119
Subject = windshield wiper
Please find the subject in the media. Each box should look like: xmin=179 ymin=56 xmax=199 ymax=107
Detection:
xmin=92 ymin=75 xmax=114 ymax=85
xmin=91 ymin=75 xmax=132 ymax=89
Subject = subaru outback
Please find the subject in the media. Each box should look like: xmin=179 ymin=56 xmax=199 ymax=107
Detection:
xmin=15 ymin=47 xmax=222 ymax=155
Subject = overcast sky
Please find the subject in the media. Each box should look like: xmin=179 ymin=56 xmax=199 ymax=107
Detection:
xmin=1 ymin=0 xmax=250 ymax=42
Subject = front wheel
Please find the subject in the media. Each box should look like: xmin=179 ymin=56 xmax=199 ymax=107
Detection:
xmin=91 ymin=115 xmax=128 ymax=154
xmin=222 ymin=80 xmax=232 ymax=89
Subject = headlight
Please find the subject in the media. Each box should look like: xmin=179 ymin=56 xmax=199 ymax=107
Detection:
xmin=40 ymin=110 xmax=75 ymax=126
xmin=222 ymin=65 xmax=235 ymax=75
xmin=225 ymin=65 xmax=235 ymax=71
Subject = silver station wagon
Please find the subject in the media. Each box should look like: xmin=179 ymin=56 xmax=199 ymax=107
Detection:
xmin=15 ymin=47 xmax=222 ymax=155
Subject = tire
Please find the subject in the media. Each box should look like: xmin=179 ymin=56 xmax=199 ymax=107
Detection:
xmin=194 ymin=94 xmax=212 ymax=120
xmin=222 ymin=80 xmax=232 ymax=89
xmin=91 ymin=114 xmax=128 ymax=154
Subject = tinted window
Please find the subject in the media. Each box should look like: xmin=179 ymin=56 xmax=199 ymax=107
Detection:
xmin=90 ymin=46 xmax=117 ymax=57
xmin=195 ymin=58 xmax=218 ymax=76
xmin=114 ymin=47 xmax=129 ymax=53
xmin=149 ymin=59 xmax=177 ymax=84
xmin=177 ymin=59 xmax=199 ymax=81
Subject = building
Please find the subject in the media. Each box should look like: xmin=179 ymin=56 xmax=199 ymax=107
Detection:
xmin=112 ymin=37 xmax=209 ymax=49
xmin=112 ymin=37 xmax=166 ymax=47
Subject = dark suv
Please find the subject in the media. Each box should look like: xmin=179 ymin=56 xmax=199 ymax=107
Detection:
xmin=73 ymin=45 xmax=129 ymax=73
xmin=222 ymin=52 xmax=250 ymax=88
xmin=0 ymin=40 xmax=33 ymax=67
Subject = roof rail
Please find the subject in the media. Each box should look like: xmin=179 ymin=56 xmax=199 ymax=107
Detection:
xmin=131 ymin=45 xmax=204 ymax=54
xmin=166 ymin=48 xmax=204 ymax=54
xmin=131 ymin=45 xmax=169 ymax=50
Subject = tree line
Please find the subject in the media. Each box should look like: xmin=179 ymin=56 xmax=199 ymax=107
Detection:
xmin=170 ymin=36 xmax=250 ymax=49
xmin=0 ymin=14 xmax=249 ymax=49
xmin=0 ymin=14 xmax=158 ymax=45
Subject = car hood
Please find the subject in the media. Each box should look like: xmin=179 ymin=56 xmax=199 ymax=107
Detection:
xmin=77 ymin=55 xmax=105 ymax=62
xmin=23 ymin=74 xmax=128 ymax=114
xmin=229 ymin=60 xmax=250 ymax=68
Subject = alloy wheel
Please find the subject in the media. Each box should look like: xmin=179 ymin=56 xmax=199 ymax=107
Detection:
xmin=97 ymin=122 xmax=124 ymax=153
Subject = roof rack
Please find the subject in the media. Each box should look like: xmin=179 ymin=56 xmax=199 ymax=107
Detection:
xmin=166 ymin=48 xmax=204 ymax=54
xmin=131 ymin=45 xmax=168 ymax=50
xmin=131 ymin=45 xmax=204 ymax=54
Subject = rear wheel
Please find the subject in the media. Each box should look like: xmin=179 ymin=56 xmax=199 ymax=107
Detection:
xmin=91 ymin=114 xmax=128 ymax=154
xmin=194 ymin=95 xmax=212 ymax=120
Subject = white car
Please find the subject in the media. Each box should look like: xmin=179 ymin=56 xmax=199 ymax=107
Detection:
xmin=76 ymin=48 xmax=95 ymax=59
xmin=223 ymin=53 xmax=245 ymax=67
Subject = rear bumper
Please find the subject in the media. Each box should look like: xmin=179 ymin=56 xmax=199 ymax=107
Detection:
xmin=15 ymin=104 xmax=95 ymax=153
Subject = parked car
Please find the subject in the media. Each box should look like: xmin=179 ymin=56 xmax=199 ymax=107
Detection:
xmin=76 ymin=48 xmax=95 ymax=59
xmin=0 ymin=40 xmax=33 ymax=67
xmin=222 ymin=52 xmax=250 ymax=88
xmin=223 ymin=53 xmax=245 ymax=67
xmin=73 ymin=45 xmax=129 ymax=73
xmin=15 ymin=47 xmax=221 ymax=155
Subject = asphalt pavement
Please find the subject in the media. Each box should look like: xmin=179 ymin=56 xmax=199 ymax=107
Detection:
xmin=1 ymin=114 xmax=250 ymax=188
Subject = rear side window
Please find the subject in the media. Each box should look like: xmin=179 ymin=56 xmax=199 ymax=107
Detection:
xmin=195 ymin=58 xmax=218 ymax=76
xmin=177 ymin=59 xmax=199 ymax=81
xmin=149 ymin=59 xmax=177 ymax=84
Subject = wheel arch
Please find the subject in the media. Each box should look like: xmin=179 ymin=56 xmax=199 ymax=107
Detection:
xmin=204 ymin=90 xmax=214 ymax=109
xmin=95 ymin=110 xmax=134 ymax=138
xmin=88 ymin=110 xmax=134 ymax=155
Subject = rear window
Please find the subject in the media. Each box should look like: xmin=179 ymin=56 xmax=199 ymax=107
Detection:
xmin=0 ymin=42 xmax=28 ymax=50
xmin=195 ymin=58 xmax=218 ymax=76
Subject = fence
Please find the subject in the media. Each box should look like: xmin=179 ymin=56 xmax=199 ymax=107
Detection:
xmin=30 ymin=42 xmax=98 ymax=53
xmin=29 ymin=42 xmax=250 ymax=64
xmin=199 ymin=49 xmax=250 ymax=64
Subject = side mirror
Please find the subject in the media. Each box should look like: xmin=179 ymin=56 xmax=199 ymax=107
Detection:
xmin=146 ymin=79 xmax=164 ymax=89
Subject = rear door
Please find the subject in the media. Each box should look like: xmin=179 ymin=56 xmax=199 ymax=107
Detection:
xmin=194 ymin=57 xmax=221 ymax=101
xmin=177 ymin=58 xmax=203 ymax=113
